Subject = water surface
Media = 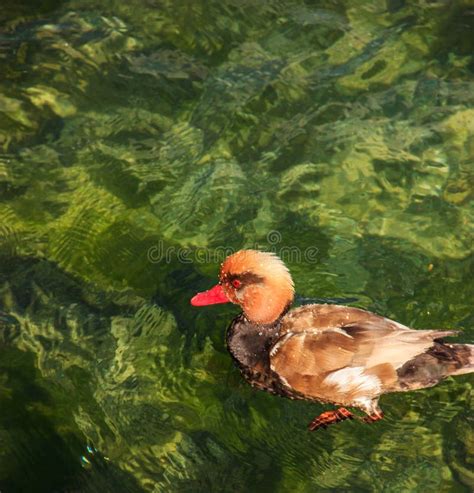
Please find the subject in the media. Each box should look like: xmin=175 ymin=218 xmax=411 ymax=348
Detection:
xmin=0 ymin=1 xmax=473 ymax=491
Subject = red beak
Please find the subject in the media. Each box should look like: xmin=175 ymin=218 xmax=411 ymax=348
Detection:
xmin=191 ymin=284 xmax=230 ymax=306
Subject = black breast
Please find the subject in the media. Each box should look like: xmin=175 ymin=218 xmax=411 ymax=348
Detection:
xmin=225 ymin=314 xmax=301 ymax=398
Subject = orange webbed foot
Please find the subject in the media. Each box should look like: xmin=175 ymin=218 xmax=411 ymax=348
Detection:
xmin=308 ymin=407 xmax=354 ymax=431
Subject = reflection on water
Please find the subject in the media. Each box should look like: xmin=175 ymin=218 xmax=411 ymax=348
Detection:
xmin=0 ymin=0 xmax=473 ymax=491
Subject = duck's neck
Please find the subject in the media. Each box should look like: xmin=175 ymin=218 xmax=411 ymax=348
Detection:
xmin=240 ymin=284 xmax=293 ymax=325
xmin=242 ymin=300 xmax=292 ymax=326
xmin=226 ymin=314 xmax=282 ymax=373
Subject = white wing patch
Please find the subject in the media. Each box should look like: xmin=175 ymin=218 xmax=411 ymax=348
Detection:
xmin=324 ymin=367 xmax=381 ymax=394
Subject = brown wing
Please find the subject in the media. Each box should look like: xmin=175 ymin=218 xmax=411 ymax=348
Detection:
xmin=343 ymin=322 xmax=457 ymax=369
xmin=270 ymin=318 xmax=457 ymax=406
xmin=281 ymin=304 xmax=413 ymax=334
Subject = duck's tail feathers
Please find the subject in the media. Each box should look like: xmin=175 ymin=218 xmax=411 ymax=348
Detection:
xmin=449 ymin=343 xmax=474 ymax=376
xmin=397 ymin=342 xmax=473 ymax=390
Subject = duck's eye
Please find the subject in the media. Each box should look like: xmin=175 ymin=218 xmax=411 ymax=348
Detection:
xmin=231 ymin=279 xmax=242 ymax=289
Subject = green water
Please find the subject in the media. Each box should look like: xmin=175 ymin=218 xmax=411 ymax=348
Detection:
xmin=0 ymin=0 xmax=473 ymax=491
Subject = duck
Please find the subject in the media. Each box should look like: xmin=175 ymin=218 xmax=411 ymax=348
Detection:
xmin=191 ymin=250 xmax=473 ymax=431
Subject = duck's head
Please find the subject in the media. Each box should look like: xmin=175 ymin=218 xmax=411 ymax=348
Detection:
xmin=191 ymin=249 xmax=295 ymax=325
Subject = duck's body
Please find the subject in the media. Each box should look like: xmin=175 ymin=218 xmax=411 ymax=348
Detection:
xmin=226 ymin=304 xmax=471 ymax=424
xmin=192 ymin=250 xmax=473 ymax=430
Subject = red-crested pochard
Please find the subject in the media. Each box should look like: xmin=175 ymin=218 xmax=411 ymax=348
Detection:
xmin=191 ymin=250 xmax=473 ymax=430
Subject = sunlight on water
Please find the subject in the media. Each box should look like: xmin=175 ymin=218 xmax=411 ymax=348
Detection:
xmin=0 ymin=0 xmax=473 ymax=491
